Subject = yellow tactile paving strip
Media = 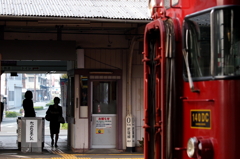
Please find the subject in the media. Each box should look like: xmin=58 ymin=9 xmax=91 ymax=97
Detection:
xmin=49 ymin=148 xmax=143 ymax=159
xmin=51 ymin=149 xmax=85 ymax=159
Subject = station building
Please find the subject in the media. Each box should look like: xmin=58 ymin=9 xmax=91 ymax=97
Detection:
xmin=0 ymin=0 xmax=151 ymax=152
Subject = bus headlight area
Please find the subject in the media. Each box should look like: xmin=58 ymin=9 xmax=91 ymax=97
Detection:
xmin=187 ymin=137 xmax=213 ymax=159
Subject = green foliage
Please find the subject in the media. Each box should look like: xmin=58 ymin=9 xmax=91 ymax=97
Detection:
xmin=19 ymin=106 xmax=43 ymax=113
xmin=138 ymin=137 xmax=144 ymax=147
xmin=45 ymin=100 xmax=54 ymax=106
xmin=19 ymin=108 xmax=24 ymax=113
xmin=34 ymin=106 xmax=44 ymax=110
xmin=5 ymin=111 xmax=21 ymax=117
xmin=61 ymin=123 xmax=68 ymax=130
xmin=60 ymin=74 xmax=68 ymax=79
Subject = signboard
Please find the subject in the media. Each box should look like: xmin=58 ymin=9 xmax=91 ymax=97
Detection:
xmin=126 ymin=114 xmax=135 ymax=147
xmin=96 ymin=128 xmax=104 ymax=134
xmin=26 ymin=120 xmax=37 ymax=142
xmin=191 ymin=109 xmax=211 ymax=129
xmin=96 ymin=117 xmax=112 ymax=128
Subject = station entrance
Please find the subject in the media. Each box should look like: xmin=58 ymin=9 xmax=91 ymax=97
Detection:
xmin=0 ymin=66 xmax=123 ymax=152
xmin=0 ymin=72 xmax=68 ymax=150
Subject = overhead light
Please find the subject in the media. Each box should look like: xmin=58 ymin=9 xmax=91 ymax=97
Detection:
xmin=10 ymin=72 xmax=18 ymax=76
xmin=46 ymin=71 xmax=56 ymax=74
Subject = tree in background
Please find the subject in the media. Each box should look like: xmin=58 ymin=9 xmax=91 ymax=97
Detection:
xmin=61 ymin=74 xmax=68 ymax=79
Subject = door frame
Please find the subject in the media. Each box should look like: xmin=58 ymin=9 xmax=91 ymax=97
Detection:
xmin=68 ymin=69 xmax=122 ymax=150
xmin=90 ymin=79 xmax=118 ymax=148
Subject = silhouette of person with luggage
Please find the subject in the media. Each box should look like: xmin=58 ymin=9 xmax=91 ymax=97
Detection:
xmin=46 ymin=97 xmax=63 ymax=147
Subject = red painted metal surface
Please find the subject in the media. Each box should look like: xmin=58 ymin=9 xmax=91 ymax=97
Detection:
xmin=181 ymin=80 xmax=240 ymax=159
xmin=142 ymin=52 xmax=150 ymax=158
xmin=155 ymin=19 xmax=166 ymax=159
xmin=143 ymin=0 xmax=240 ymax=159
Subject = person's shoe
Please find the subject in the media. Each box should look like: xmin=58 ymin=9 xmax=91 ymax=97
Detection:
xmin=55 ymin=144 xmax=58 ymax=148
xmin=51 ymin=140 xmax=54 ymax=147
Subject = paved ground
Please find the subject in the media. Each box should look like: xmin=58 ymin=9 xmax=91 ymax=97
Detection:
xmin=0 ymin=101 xmax=144 ymax=158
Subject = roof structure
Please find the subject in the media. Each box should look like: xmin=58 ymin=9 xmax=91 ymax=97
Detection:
xmin=0 ymin=0 xmax=152 ymax=21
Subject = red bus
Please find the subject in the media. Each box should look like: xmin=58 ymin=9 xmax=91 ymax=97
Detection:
xmin=143 ymin=0 xmax=240 ymax=159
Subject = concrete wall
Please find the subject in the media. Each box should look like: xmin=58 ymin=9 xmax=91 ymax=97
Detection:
xmin=6 ymin=74 xmax=23 ymax=109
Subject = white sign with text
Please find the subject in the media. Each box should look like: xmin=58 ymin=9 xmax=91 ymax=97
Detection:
xmin=26 ymin=120 xmax=37 ymax=142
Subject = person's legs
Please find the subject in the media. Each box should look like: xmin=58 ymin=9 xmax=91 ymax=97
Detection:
xmin=55 ymin=133 xmax=59 ymax=147
xmin=51 ymin=133 xmax=54 ymax=147
xmin=50 ymin=122 xmax=55 ymax=147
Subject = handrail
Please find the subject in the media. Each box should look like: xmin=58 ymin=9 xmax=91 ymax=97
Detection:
xmin=180 ymin=97 xmax=214 ymax=102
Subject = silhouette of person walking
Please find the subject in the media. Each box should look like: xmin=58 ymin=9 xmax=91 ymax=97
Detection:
xmin=46 ymin=97 xmax=63 ymax=147
xmin=22 ymin=90 xmax=36 ymax=117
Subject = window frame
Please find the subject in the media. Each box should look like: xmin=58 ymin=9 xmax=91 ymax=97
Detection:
xmin=183 ymin=10 xmax=212 ymax=81
xmin=183 ymin=5 xmax=240 ymax=82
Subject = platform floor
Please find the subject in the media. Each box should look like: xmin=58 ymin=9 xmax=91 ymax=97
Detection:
xmin=0 ymin=135 xmax=143 ymax=159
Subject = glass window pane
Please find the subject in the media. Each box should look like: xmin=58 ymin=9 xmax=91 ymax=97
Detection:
xmin=214 ymin=9 xmax=240 ymax=76
xmin=9 ymin=91 xmax=14 ymax=101
xmin=164 ymin=0 xmax=179 ymax=8
xmin=80 ymin=76 xmax=88 ymax=106
xmin=172 ymin=0 xmax=179 ymax=6
xmin=164 ymin=0 xmax=170 ymax=8
xmin=92 ymin=81 xmax=117 ymax=114
xmin=184 ymin=12 xmax=211 ymax=78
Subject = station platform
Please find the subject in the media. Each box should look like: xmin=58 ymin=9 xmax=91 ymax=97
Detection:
xmin=0 ymin=135 xmax=143 ymax=159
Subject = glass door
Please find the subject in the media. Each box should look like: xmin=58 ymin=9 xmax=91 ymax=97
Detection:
xmin=91 ymin=81 xmax=117 ymax=148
